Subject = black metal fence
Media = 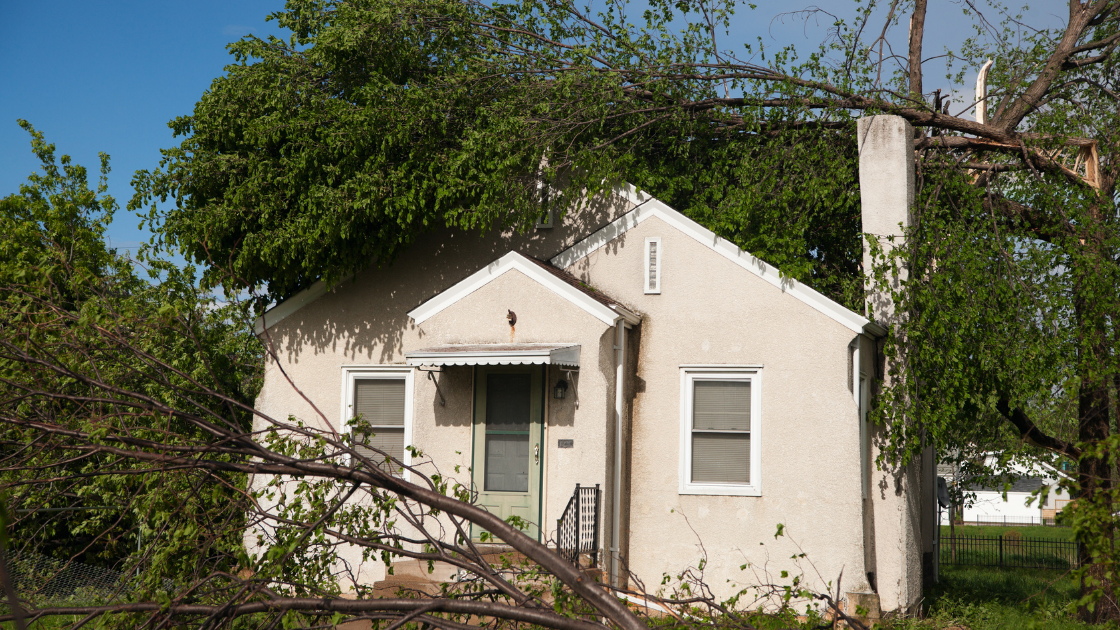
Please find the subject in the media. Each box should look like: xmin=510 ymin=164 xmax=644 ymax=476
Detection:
xmin=556 ymin=484 xmax=600 ymax=567
xmin=941 ymin=535 xmax=1080 ymax=569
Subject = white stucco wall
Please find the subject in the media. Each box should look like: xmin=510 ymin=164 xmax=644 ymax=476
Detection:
xmin=249 ymin=194 xmax=635 ymax=586
xmin=561 ymin=215 xmax=872 ymax=603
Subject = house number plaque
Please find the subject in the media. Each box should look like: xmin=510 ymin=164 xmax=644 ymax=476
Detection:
xmin=557 ymin=439 xmax=574 ymax=449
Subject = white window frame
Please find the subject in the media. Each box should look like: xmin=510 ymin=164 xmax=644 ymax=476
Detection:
xmin=340 ymin=365 xmax=415 ymax=480
xmin=644 ymin=237 xmax=662 ymax=294
xmin=679 ymin=366 xmax=762 ymax=496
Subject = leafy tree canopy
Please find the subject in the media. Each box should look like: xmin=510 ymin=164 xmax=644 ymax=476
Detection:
xmin=132 ymin=0 xmax=869 ymax=308
xmin=1 ymin=122 xmax=262 ymax=588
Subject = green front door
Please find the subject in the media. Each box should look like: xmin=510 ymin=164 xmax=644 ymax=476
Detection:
xmin=472 ymin=366 xmax=544 ymax=541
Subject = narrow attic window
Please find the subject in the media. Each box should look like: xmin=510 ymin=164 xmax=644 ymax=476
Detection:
xmin=535 ymin=162 xmax=553 ymax=229
xmin=645 ymin=237 xmax=662 ymax=294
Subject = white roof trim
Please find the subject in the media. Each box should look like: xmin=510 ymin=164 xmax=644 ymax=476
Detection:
xmin=552 ymin=184 xmax=886 ymax=337
xmin=407 ymin=251 xmax=632 ymax=327
xmin=406 ymin=344 xmax=581 ymax=367
xmin=253 ymin=183 xmax=881 ymax=337
xmin=254 ymin=280 xmax=332 ymax=335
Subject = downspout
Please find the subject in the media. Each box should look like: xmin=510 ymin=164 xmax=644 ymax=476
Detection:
xmin=852 ymin=336 xmax=861 ymax=406
xmin=610 ymin=318 xmax=626 ymax=588
xmin=851 ymin=336 xmax=863 ymax=498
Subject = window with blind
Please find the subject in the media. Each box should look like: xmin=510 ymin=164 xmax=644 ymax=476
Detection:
xmin=344 ymin=369 xmax=411 ymax=475
xmin=680 ymin=368 xmax=761 ymax=496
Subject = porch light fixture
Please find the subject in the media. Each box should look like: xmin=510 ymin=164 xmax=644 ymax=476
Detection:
xmin=554 ymin=379 xmax=569 ymax=400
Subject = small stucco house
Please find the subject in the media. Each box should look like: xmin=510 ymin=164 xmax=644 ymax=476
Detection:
xmin=252 ymin=116 xmax=937 ymax=614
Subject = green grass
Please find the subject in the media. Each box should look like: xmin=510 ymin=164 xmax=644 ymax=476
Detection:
xmin=942 ymin=524 xmax=1077 ymax=542
xmin=885 ymin=565 xmax=1091 ymax=630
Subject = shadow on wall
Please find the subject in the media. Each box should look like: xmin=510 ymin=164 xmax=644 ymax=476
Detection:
xmin=562 ymin=209 xmax=640 ymax=286
xmin=430 ymin=367 xmax=473 ymax=428
xmin=548 ymin=365 xmax=576 ymax=428
xmin=269 ymin=192 xmax=631 ymax=364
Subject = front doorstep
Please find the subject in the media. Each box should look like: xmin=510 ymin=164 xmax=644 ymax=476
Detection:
xmin=845 ymin=591 xmax=882 ymax=625
xmin=369 ymin=550 xmax=601 ymax=597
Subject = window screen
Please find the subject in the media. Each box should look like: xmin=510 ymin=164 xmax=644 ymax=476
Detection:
xmin=484 ymin=374 xmax=532 ymax=492
xmin=690 ymin=380 xmax=750 ymax=483
xmin=353 ymin=378 xmax=406 ymax=472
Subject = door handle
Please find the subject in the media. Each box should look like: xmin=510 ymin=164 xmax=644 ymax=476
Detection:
xmin=534 ymin=443 xmax=540 ymax=465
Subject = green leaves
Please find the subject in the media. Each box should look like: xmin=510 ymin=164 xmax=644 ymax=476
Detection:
xmin=0 ymin=125 xmax=263 ymax=607
xmin=1 ymin=121 xmax=118 ymax=299
xmin=133 ymin=0 xmax=868 ymax=309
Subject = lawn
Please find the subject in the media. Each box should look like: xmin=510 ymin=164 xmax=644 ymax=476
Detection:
xmin=885 ymin=564 xmax=1091 ymax=630
xmin=941 ymin=524 xmax=1077 ymax=542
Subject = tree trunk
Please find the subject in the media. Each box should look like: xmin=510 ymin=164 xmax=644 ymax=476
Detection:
xmin=1077 ymin=382 xmax=1113 ymax=621
xmin=1074 ymin=232 xmax=1117 ymax=622
xmin=907 ymin=0 xmax=927 ymax=99
xmin=950 ymin=507 xmax=957 ymax=563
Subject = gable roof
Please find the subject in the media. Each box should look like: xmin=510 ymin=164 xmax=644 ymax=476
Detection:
xmin=966 ymin=477 xmax=1047 ymax=494
xmin=521 ymin=255 xmax=632 ymax=314
xmin=407 ymin=251 xmax=640 ymax=327
xmin=551 ymin=184 xmax=887 ymax=337
xmin=255 ymin=183 xmax=886 ymax=337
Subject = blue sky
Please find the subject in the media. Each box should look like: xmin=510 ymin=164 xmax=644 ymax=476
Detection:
xmin=0 ymin=0 xmax=287 ymax=256
xmin=1 ymin=0 xmax=1059 ymax=261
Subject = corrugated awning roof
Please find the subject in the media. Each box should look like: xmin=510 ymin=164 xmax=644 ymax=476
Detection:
xmin=405 ymin=343 xmax=580 ymax=367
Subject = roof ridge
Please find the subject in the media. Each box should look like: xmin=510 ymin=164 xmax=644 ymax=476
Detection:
xmin=521 ymin=255 xmax=633 ymax=312
xmin=548 ymin=183 xmax=886 ymax=338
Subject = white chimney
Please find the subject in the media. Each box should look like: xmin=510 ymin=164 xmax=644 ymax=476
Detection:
xmin=857 ymin=115 xmax=915 ymax=322
xmin=857 ymin=115 xmax=937 ymax=598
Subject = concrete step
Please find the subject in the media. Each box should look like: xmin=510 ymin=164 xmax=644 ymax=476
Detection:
xmin=369 ymin=552 xmax=602 ymax=597
xmin=385 ymin=558 xmax=462 ymax=582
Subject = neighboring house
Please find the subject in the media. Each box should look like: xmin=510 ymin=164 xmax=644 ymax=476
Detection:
xmin=940 ymin=456 xmax=1071 ymax=526
xmin=251 ymin=116 xmax=936 ymax=614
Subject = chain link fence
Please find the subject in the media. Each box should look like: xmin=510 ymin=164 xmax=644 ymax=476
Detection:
xmin=7 ymin=550 xmax=136 ymax=606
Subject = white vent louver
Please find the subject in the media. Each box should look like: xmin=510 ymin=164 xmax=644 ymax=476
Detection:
xmin=645 ymin=237 xmax=661 ymax=294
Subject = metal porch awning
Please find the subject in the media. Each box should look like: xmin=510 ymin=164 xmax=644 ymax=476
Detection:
xmin=405 ymin=343 xmax=580 ymax=368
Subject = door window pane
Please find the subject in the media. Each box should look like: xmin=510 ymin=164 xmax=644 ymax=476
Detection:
xmin=486 ymin=374 xmax=531 ymax=430
xmin=484 ymin=373 xmax=532 ymax=492
xmin=485 ymin=433 xmax=530 ymax=492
